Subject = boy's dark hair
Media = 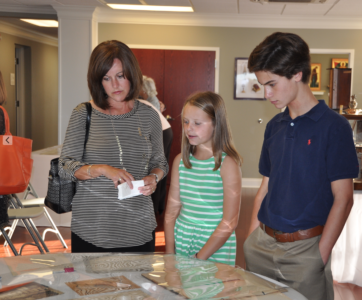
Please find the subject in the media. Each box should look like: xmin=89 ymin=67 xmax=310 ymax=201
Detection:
xmin=248 ymin=32 xmax=311 ymax=84
xmin=87 ymin=40 xmax=143 ymax=110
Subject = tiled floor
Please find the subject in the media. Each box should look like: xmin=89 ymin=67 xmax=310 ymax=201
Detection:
xmin=1 ymin=225 xmax=361 ymax=300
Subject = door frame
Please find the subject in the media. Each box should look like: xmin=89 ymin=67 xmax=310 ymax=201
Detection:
xmin=15 ymin=45 xmax=26 ymax=137
xmin=310 ymin=48 xmax=355 ymax=96
xmin=128 ymin=44 xmax=220 ymax=93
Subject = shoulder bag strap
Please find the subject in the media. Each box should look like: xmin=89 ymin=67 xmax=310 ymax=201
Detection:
xmin=84 ymin=102 xmax=92 ymax=148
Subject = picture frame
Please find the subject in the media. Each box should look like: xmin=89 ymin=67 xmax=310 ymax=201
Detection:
xmin=331 ymin=58 xmax=349 ymax=68
xmin=309 ymin=63 xmax=322 ymax=91
xmin=234 ymin=57 xmax=265 ymax=100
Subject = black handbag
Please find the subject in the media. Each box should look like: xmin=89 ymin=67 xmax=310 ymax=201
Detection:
xmin=44 ymin=102 xmax=92 ymax=214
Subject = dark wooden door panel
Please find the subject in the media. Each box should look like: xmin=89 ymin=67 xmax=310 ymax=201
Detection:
xmin=164 ymin=50 xmax=216 ymax=180
xmin=131 ymin=49 xmax=165 ymax=103
xmin=130 ymin=48 xmax=215 ymax=198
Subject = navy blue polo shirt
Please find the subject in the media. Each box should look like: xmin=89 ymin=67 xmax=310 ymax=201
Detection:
xmin=258 ymin=100 xmax=359 ymax=233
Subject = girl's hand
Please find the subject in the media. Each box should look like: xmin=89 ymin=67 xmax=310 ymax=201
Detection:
xmin=139 ymin=174 xmax=157 ymax=196
xmin=102 ymin=165 xmax=134 ymax=189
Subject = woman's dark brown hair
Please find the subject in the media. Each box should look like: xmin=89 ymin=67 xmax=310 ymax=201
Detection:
xmin=0 ymin=71 xmax=7 ymax=105
xmin=181 ymin=91 xmax=242 ymax=171
xmin=87 ymin=40 xmax=143 ymax=109
xmin=248 ymin=32 xmax=311 ymax=84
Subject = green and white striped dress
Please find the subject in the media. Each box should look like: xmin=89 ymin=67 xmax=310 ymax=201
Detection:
xmin=175 ymin=153 xmax=237 ymax=265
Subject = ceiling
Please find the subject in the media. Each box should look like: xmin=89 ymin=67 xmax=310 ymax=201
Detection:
xmin=0 ymin=0 xmax=362 ymax=39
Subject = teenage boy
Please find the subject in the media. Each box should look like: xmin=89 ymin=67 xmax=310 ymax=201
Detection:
xmin=244 ymin=32 xmax=358 ymax=300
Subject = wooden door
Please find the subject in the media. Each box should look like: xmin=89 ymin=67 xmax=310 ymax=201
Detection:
xmin=132 ymin=48 xmax=216 ymax=183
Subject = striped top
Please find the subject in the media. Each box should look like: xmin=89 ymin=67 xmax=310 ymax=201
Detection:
xmin=59 ymin=100 xmax=168 ymax=248
xmin=178 ymin=154 xmax=226 ymax=227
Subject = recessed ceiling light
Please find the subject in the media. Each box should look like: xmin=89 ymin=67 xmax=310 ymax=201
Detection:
xmin=20 ymin=19 xmax=58 ymax=27
xmin=107 ymin=4 xmax=193 ymax=12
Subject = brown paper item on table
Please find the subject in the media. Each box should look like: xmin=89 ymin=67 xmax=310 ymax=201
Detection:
xmin=65 ymin=275 xmax=140 ymax=296
xmin=69 ymin=289 xmax=156 ymax=300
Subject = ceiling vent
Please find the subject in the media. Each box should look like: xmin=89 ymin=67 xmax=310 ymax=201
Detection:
xmin=250 ymin=0 xmax=328 ymax=3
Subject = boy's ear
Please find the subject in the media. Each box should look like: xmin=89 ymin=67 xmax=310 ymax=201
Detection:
xmin=293 ymin=71 xmax=303 ymax=82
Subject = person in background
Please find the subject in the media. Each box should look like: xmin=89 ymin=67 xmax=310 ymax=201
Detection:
xmin=59 ymin=40 xmax=168 ymax=253
xmin=139 ymin=76 xmax=173 ymax=215
xmin=164 ymin=91 xmax=242 ymax=266
xmin=243 ymin=32 xmax=358 ymax=300
xmin=0 ymin=71 xmax=10 ymax=228
xmin=139 ymin=75 xmax=160 ymax=111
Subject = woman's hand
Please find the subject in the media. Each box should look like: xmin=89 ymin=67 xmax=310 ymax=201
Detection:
xmin=75 ymin=164 xmax=134 ymax=189
xmin=139 ymin=174 xmax=157 ymax=196
xmin=101 ymin=165 xmax=134 ymax=189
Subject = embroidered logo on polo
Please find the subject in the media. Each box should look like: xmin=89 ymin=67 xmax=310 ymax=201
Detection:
xmin=308 ymin=139 xmax=311 ymax=145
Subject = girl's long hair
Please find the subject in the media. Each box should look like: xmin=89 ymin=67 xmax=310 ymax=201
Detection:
xmin=181 ymin=91 xmax=242 ymax=171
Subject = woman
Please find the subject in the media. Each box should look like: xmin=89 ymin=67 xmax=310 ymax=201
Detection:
xmin=139 ymin=76 xmax=161 ymax=111
xmin=59 ymin=40 xmax=168 ymax=253
xmin=138 ymin=76 xmax=173 ymax=215
xmin=0 ymin=70 xmax=10 ymax=228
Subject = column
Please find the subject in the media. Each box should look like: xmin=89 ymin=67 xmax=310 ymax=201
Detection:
xmin=53 ymin=5 xmax=99 ymax=144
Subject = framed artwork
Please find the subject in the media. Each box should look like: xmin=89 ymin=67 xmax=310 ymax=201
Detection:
xmin=309 ymin=63 xmax=322 ymax=91
xmin=234 ymin=58 xmax=265 ymax=100
xmin=331 ymin=58 xmax=349 ymax=68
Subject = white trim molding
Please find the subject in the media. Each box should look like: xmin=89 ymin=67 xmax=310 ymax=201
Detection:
xmin=0 ymin=21 xmax=58 ymax=47
xmin=242 ymin=178 xmax=262 ymax=188
xmin=128 ymin=44 xmax=220 ymax=93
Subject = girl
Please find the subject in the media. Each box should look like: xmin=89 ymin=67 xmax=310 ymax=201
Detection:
xmin=164 ymin=91 xmax=242 ymax=266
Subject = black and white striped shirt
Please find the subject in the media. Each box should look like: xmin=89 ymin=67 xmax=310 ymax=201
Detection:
xmin=59 ymin=100 xmax=168 ymax=248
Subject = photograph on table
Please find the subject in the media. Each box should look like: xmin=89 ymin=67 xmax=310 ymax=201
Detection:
xmin=234 ymin=57 xmax=265 ymax=100
xmin=0 ymin=282 xmax=63 ymax=300
xmin=332 ymin=58 xmax=349 ymax=68
xmin=83 ymin=254 xmax=163 ymax=273
xmin=65 ymin=276 xmax=139 ymax=296
xmin=309 ymin=63 xmax=322 ymax=91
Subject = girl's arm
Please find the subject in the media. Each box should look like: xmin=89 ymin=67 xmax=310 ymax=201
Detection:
xmin=164 ymin=154 xmax=182 ymax=253
xmin=197 ymin=156 xmax=242 ymax=260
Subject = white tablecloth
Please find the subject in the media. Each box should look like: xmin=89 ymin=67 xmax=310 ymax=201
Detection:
xmin=331 ymin=190 xmax=362 ymax=286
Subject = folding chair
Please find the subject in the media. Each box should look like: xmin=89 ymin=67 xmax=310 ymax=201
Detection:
xmin=4 ymin=183 xmax=68 ymax=249
xmin=2 ymin=195 xmax=49 ymax=255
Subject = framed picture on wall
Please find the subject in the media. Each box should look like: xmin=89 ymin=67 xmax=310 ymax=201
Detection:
xmin=331 ymin=58 xmax=349 ymax=68
xmin=309 ymin=63 xmax=322 ymax=91
xmin=234 ymin=58 xmax=265 ymax=100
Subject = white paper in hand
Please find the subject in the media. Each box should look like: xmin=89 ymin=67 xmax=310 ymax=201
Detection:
xmin=118 ymin=180 xmax=144 ymax=200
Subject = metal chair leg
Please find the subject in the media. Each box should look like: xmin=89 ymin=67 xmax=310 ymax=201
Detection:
xmin=23 ymin=182 xmax=39 ymax=199
xmin=42 ymin=207 xmax=68 ymax=248
xmin=28 ymin=218 xmax=50 ymax=253
xmin=3 ymin=219 xmax=18 ymax=247
xmin=20 ymin=218 xmax=44 ymax=254
xmin=22 ymin=185 xmax=68 ymax=248
xmin=0 ymin=227 xmax=19 ymax=256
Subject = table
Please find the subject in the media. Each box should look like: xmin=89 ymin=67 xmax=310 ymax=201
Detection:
xmin=331 ymin=190 xmax=362 ymax=286
xmin=0 ymin=253 xmax=307 ymax=299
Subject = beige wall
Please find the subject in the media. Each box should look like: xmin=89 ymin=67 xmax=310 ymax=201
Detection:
xmin=0 ymin=31 xmax=58 ymax=151
xmin=99 ymin=24 xmax=362 ymax=178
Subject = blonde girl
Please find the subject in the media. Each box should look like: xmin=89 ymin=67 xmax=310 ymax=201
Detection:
xmin=164 ymin=91 xmax=242 ymax=266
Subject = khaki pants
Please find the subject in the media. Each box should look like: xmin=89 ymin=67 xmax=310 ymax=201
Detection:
xmin=244 ymin=226 xmax=333 ymax=300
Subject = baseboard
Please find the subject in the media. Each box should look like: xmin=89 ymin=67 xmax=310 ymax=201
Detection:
xmin=242 ymin=178 xmax=262 ymax=188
